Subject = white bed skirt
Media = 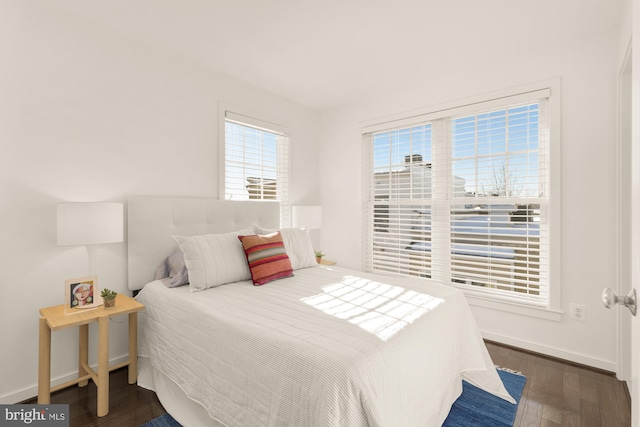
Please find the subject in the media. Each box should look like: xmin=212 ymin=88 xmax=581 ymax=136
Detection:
xmin=139 ymin=356 xmax=225 ymax=427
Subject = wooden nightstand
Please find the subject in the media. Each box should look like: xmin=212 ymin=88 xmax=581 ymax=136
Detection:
xmin=38 ymin=294 xmax=144 ymax=417
xmin=319 ymin=259 xmax=336 ymax=266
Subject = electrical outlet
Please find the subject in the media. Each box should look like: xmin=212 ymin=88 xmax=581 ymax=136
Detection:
xmin=570 ymin=303 xmax=587 ymax=322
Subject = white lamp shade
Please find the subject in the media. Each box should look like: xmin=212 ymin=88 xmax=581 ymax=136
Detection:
xmin=57 ymin=203 xmax=124 ymax=245
xmin=292 ymin=206 xmax=322 ymax=229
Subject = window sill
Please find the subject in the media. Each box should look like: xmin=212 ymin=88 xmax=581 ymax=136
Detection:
xmin=463 ymin=292 xmax=563 ymax=321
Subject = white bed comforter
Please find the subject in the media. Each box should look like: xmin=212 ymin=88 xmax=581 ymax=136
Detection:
xmin=136 ymin=266 xmax=514 ymax=427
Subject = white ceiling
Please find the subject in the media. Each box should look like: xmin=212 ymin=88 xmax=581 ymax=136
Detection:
xmin=52 ymin=0 xmax=626 ymax=111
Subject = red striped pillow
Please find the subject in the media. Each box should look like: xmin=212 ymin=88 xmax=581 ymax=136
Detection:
xmin=238 ymin=232 xmax=294 ymax=286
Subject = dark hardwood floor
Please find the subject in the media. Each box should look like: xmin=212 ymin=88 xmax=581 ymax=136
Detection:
xmin=485 ymin=341 xmax=631 ymax=427
xmin=25 ymin=341 xmax=631 ymax=426
xmin=24 ymin=368 xmax=165 ymax=427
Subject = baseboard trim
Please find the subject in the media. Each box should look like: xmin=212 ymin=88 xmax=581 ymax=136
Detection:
xmin=481 ymin=331 xmax=617 ymax=373
xmin=0 ymin=354 xmax=130 ymax=404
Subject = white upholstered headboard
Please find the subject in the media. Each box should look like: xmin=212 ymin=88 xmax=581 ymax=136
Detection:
xmin=127 ymin=197 xmax=280 ymax=290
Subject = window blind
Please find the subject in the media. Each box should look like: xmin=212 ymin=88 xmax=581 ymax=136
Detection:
xmin=363 ymin=93 xmax=550 ymax=307
xmin=224 ymin=112 xmax=290 ymax=227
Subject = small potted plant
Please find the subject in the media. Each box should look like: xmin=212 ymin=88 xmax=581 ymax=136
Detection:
xmin=101 ymin=288 xmax=118 ymax=308
xmin=315 ymin=250 xmax=325 ymax=264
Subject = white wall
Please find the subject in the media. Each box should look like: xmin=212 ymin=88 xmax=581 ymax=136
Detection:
xmin=0 ymin=2 xmax=318 ymax=403
xmin=318 ymin=29 xmax=622 ymax=369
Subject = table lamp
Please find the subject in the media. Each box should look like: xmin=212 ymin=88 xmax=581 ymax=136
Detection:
xmin=57 ymin=202 xmax=124 ymax=274
xmin=292 ymin=205 xmax=322 ymax=230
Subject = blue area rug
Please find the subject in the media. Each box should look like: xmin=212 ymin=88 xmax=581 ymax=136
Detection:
xmin=141 ymin=369 xmax=526 ymax=427
xmin=443 ymin=368 xmax=527 ymax=427
xmin=141 ymin=413 xmax=182 ymax=427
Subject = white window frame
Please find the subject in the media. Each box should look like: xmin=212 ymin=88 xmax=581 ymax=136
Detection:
xmin=219 ymin=104 xmax=291 ymax=227
xmin=361 ymin=80 xmax=562 ymax=320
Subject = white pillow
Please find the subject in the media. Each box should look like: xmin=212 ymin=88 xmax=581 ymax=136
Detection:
xmin=174 ymin=228 xmax=253 ymax=292
xmin=253 ymin=224 xmax=317 ymax=270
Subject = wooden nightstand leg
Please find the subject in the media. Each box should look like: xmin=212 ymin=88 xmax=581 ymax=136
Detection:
xmin=78 ymin=324 xmax=89 ymax=387
xmin=128 ymin=312 xmax=138 ymax=384
xmin=38 ymin=317 xmax=51 ymax=404
xmin=97 ymin=316 xmax=109 ymax=417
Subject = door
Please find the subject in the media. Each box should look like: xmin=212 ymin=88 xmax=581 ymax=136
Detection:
xmin=631 ymin=2 xmax=640 ymax=423
xmin=618 ymin=32 xmax=633 ymax=384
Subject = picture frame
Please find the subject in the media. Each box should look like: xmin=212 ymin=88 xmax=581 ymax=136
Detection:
xmin=64 ymin=275 xmax=102 ymax=313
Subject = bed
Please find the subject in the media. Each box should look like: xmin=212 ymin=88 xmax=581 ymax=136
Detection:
xmin=128 ymin=196 xmax=514 ymax=427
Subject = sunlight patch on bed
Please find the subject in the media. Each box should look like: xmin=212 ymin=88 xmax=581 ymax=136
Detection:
xmin=301 ymin=275 xmax=444 ymax=341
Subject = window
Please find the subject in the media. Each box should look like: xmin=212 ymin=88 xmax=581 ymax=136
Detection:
xmin=363 ymin=87 xmax=557 ymax=309
xmin=223 ymin=110 xmax=290 ymax=227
